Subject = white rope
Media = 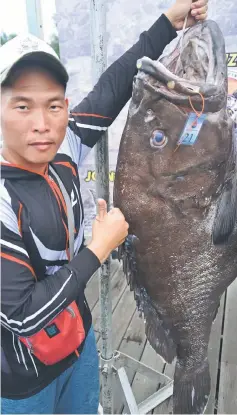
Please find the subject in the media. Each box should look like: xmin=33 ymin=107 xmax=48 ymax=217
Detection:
xmin=180 ymin=15 xmax=188 ymax=54
xmin=175 ymin=14 xmax=188 ymax=74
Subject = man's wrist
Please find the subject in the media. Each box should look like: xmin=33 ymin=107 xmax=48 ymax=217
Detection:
xmin=164 ymin=8 xmax=177 ymax=29
xmin=87 ymin=240 xmax=109 ymax=264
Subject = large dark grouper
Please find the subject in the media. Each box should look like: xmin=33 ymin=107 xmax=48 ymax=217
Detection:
xmin=113 ymin=20 xmax=237 ymax=414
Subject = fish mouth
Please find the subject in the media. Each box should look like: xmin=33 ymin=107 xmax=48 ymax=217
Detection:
xmin=136 ymin=20 xmax=227 ymax=113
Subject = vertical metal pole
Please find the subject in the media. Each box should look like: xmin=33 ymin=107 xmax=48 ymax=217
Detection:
xmin=90 ymin=0 xmax=113 ymax=413
xmin=25 ymin=0 xmax=44 ymax=39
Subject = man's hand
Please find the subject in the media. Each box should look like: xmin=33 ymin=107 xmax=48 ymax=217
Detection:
xmin=165 ymin=0 xmax=208 ymax=31
xmin=87 ymin=199 xmax=129 ymax=263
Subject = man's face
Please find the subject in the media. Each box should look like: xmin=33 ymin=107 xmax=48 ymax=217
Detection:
xmin=1 ymin=68 xmax=69 ymax=172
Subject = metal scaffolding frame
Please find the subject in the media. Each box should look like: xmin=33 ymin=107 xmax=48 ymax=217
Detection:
xmin=25 ymin=0 xmax=44 ymax=39
xmin=26 ymin=0 xmax=173 ymax=412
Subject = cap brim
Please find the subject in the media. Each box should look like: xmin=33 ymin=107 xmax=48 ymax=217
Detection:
xmin=1 ymin=51 xmax=69 ymax=86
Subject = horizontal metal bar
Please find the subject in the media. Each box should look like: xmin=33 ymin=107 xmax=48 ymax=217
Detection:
xmin=117 ymin=367 xmax=139 ymax=414
xmin=138 ymin=382 xmax=174 ymax=414
xmin=115 ymin=351 xmax=172 ymax=383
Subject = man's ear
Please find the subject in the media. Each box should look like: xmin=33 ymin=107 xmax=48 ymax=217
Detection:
xmin=65 ymin=98 xmax=69 ymax=108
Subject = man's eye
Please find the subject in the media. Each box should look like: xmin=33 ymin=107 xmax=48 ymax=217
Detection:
xmin=17 ymin=106 xmax=28 ymax=111
xmin=50 ymin=105 xmax=61 ymax=111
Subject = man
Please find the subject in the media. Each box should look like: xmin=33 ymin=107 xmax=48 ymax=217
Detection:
xmin=0 ymin=0 xmax=208 ymax=413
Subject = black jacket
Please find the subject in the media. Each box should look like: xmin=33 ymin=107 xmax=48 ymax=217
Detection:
xmin=0 ymin=14 xmax=177 ymax=399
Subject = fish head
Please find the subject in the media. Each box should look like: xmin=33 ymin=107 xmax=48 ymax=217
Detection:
xmin=115 ymin=20 xmax=234 ymax=215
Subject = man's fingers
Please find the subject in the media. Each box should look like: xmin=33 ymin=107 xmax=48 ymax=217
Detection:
xmin=118 ymin=236 xmax=127 ymax=245
xmin=191 ymin=0 xmax=208 ymax=9
xmin=194 ymin=12 xmax=207 ymax=20
xmin=108 ymin=207 xmax=123 ymax=216
xmin=97 ymin=198 xmax=107 ymax=221
xmin=191 ymin=5 xmax=207 ymax=16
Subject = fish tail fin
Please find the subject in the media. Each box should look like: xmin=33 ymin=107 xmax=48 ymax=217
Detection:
xmin=144 ymin=305 xmax=176 ymax=363
xmin=173 ymin=359 xmax=211 ymax=414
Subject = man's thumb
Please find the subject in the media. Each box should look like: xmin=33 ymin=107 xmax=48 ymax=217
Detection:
xmin=97 ymin=198 xmax=107 ymax=221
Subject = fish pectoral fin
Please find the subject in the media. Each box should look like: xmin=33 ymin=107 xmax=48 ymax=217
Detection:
xmin=173 ymin=359 xmax=211 ymax=414
xmin=212 ymin=177 xmax=237 ymax=245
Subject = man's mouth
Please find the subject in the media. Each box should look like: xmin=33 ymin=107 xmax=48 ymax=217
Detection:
xmin=29 ymin=142 xmax=55 ymax=151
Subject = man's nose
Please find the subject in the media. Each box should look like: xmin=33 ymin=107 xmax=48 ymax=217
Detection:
xmin=31 ymin=109 xmax=50 ymax=133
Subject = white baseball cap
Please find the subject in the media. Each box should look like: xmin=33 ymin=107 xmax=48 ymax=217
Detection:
xmin=0 ymin=33 xmax=69 ymax=86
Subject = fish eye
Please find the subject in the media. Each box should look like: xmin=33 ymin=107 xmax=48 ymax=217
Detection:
xmin=150 ymin=130 xmax=168 ymax=149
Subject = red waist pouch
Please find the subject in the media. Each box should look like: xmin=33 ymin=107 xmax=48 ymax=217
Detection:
xmin=19 ymin=301 xmax=85 ymax=365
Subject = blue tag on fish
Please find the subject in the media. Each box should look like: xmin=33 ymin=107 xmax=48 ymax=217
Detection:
xmin=178 ymin=113 xmax=206 ymax=146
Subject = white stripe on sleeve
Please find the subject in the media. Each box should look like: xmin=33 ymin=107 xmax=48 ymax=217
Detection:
xmin=0 ymin=272 xmax=72 ymax=327
xmin=1 ymin=239 xmax=29 ymax=258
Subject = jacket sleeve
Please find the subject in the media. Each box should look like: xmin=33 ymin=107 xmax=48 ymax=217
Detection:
xmin=0 ymin=220 xmax=100 ymax=337
xmin=64 ymin=13 xmax=177 ymax=166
